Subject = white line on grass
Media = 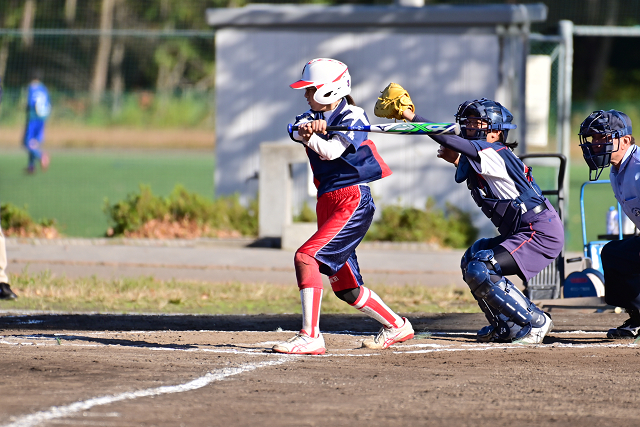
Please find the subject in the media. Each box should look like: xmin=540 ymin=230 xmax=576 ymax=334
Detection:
xmin=2 ymin=358 xmax=289 ymax=427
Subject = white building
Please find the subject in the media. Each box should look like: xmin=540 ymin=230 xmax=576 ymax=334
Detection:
xmin=207 ymin=3 xmax=547 ymax=244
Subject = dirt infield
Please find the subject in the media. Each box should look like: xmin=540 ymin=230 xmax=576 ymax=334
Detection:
xmin=1 ymin=311 xmax=639 ymax=427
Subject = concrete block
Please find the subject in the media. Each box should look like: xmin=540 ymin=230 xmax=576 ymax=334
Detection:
xmin=259 ymin=142 xmax=309 ymax=241
xmin=282 ymin=222 xmax=317 ymax=251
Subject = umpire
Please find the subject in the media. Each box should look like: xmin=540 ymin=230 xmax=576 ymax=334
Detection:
xmin=579 ymin=110 xmax=639 ymax=338
xmin=0 ymin=78 xmax=18 ymax=300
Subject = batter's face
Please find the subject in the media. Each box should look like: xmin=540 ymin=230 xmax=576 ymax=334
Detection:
xmin=304 ymin=87 xmax=339 ymax=112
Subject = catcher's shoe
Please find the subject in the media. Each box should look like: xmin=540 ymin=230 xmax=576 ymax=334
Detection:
xmin=0 ymin=283 xmax=17 ymax=300
xmin=477 ymin=321 xmax=531 ymax=343
xmin=516 ymin=313 xmax=553 ymax=344
xmin=362 ymin=317 xmax=414 ymax=349
xmin=272 ymin=331 xmax=326 ymax=355
xmin=607 ymin=310 xmax=640 ymax=339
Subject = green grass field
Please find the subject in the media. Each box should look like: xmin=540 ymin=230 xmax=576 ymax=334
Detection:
xmin=0 ymin=149 xmax=214 ymax=237
xmin=7 ymin=272 xmax=478 ymax=314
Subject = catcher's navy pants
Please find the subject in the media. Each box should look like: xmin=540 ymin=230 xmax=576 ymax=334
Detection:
xmin=297 ymin=184 xmax=373 ymax=292
xmin=601 ymin=236 xmax=640 ymax=310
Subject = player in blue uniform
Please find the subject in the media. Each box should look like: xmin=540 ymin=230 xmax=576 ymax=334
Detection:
xmin=23 ymin=70 xmax=51 ymax=174
xmin=578 ymin=110 xmax=640 ymax=338
xmin=376 ymin=84 xmax=563 ymax=344
xmin=272 ymin=59 xmax=414 ymax=355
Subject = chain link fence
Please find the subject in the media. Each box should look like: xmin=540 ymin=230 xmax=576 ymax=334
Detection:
xmin=0 ymin=29 xmax=216 ymax=237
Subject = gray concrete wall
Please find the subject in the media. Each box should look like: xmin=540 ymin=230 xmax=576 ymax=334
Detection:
xmin=215 ymin=29 xmax=503 ymax=236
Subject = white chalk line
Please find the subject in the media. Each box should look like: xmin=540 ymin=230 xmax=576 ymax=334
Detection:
xmin=2 ymin=330 xmax=636 ymax=358
xmin=398 ymin=341 xmax=638 ymax=354
xmin=1 ymin=357 xmax=290 ymax=427
xmin=0 ymin=337 xmax=379 ymax=357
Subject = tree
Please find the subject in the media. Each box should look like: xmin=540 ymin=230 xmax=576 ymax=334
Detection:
xmin=65 ymin=0 xmax=77 ymax=25
xmin=90 ymin=0 xmax=117 ymax=105
xmin=20 ymin=0 xmax=36 ymax=48
xmin=0 ymin=0 xmax=24 ymax=82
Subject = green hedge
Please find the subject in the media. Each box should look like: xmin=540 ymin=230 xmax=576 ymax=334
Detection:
xmin=103 ymin=185 xmax=258 ymax=237
xmin=366 ymin=198 xmax=478 ymax=248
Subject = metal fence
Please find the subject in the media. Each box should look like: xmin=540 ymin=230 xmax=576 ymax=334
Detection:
xmin=0 ymin=28 xmax=216 ymax=238
xmin=0 ymin=30 xmax=215 ymax=128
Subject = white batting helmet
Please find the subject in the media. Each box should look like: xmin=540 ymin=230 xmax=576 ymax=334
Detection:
xmin=290 ymin=58 xmax=351 ymax=105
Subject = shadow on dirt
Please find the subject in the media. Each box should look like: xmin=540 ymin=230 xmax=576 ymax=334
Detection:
xmin=0 ymin=313 xmax=490 ymax=333
xmin=0 ymin=311 xmax=617 ymax=335
xmin=9 ymin=332 xmax=199 ymax=349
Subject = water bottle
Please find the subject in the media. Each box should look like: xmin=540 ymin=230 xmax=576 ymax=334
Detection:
xmin=607 ymin=206 xmax=618 ymax=235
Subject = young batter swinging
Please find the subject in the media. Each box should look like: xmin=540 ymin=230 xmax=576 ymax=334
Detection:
xmin=272 ymin=59 xmax=414 ymax=355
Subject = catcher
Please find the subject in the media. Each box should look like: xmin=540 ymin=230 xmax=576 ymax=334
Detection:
xmin=375 ymin=83 xmax=564 ymax=344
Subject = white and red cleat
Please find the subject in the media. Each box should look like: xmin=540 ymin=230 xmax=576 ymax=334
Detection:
xmin=362 ymin=317 xmax=414 ymax=349
xmin=272 ymin=331 xmax=326 ymax=355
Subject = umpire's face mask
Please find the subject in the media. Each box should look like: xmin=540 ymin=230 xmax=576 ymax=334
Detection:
xmin=579 ymin=133 xmax=615 ymax=181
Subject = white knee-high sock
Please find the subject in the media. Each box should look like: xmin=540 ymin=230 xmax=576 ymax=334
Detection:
xmin=300 ymin=287 xmax=323 ymax=338
xmin=351 ymin=286 xmax=403 ymax=329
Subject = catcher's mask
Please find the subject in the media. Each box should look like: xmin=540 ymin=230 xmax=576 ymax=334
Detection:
xmin=455 ymin=98 xmax=516 ymax=141
xmin=579 ymin=110 xmax=632 ymax=181
xmin=290 ymin=58 xmax=351 ymax=105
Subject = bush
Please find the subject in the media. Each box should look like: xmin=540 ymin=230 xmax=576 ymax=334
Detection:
xmin=103 ymin=186 xmax=476 ymax=246
xmin=0 ymin=203 xmax=60 ymax=238
xmin=103 ymin=185 xmax=258 ymax=238
xmin=365 ymin=198 xmax=477 ymax=248
xmin=294 ymin=201 xmax=316 ymax=223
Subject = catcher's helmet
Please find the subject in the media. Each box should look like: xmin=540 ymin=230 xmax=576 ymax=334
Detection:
xmin=290 ymin=58 xmax=351 ymax=105
xmin=579 ymin=110 xmax=632 ymax=181
xmin=455 ymin=98 xmax=517 ymax=141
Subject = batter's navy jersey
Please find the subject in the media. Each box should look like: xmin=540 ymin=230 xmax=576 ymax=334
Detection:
xmin=289 ymin=99 xmax=391 ymax=197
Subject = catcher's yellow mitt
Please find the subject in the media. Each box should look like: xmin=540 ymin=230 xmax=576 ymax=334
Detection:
xmin=374 ymin=82 xmax=415 ymax=120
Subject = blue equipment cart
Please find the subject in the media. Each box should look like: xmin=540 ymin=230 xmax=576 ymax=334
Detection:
xmin=561 ymin=180 xmax=630 ymax=298
xmin=520 ymin=153 xmax=566 ymax=300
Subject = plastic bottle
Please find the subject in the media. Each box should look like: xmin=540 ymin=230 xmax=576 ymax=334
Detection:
xmin=607 ymin=206 xmax=618 ymax=235
xmin=622 ymin=212 xmax=636 ymax=235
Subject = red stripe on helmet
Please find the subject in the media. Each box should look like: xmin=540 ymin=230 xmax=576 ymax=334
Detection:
xmin=333 ymin=68 xmax=347 ymax=82
xmin=290 ymin=80 xmax=314 ymax=89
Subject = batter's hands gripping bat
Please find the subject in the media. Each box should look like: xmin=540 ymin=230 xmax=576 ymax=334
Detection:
xmin=288 ymin=122 xmax=460 ymax=136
